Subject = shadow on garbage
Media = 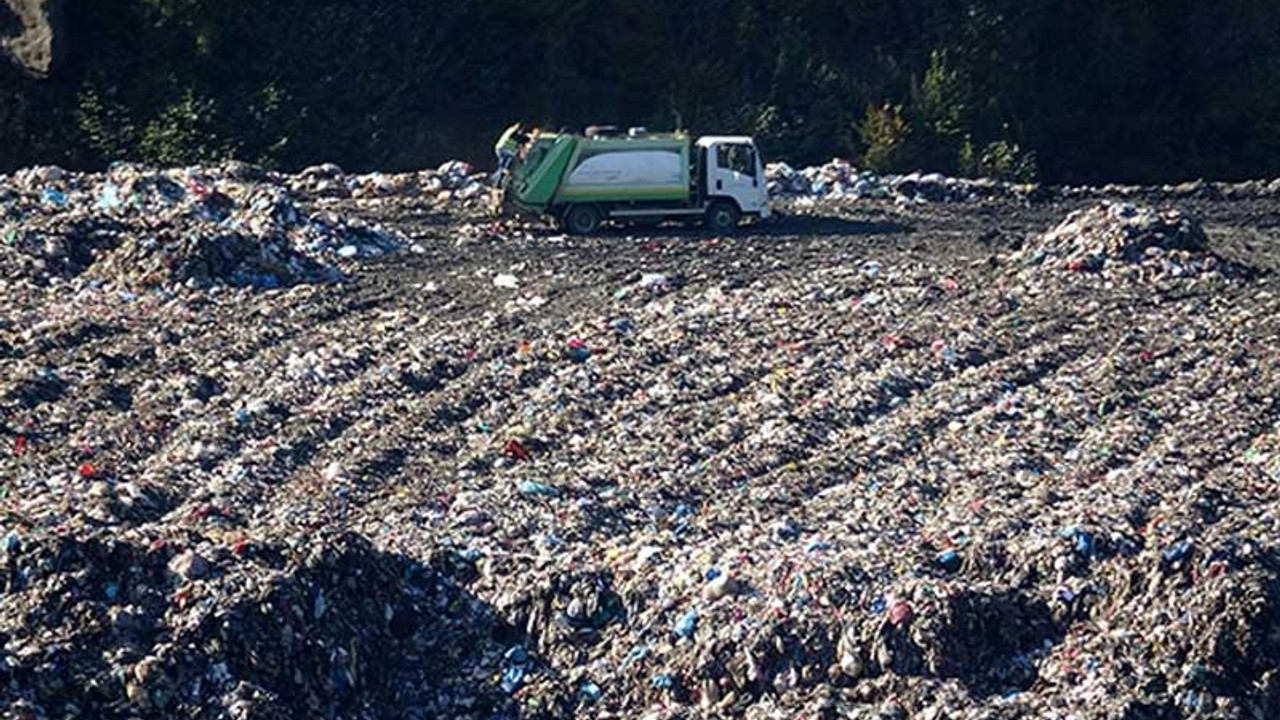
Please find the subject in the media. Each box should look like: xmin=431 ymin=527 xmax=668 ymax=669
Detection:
xmin=933 ymin=588 xmax=1063 ymax=696
xmin=592 ymin=215 xmax=910 ymax=240
xmin=749 ymin=214 xmax=911 ymax=239
xmin=0 ymin=531 xmax=554 ymax=720
xmin=868 ymin=587 xmax=1063 ymax=697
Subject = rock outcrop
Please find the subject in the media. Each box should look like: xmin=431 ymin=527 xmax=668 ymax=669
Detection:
xmin=0 ymin=0 xmax=62 ymax=77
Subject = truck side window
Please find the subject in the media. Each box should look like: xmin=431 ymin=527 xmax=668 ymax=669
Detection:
xmin=720 ymin=144 xmax=755 ymax=175
xmin=717 ymin=145 xmax=732 ymax=170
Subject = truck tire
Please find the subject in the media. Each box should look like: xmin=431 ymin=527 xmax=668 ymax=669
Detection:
xmin=705 ymin=200 xmax=741 ymax=232
xmin=563 ymin=204 xmax=603 ymax=235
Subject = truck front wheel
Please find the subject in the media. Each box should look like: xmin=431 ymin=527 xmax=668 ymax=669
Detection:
xmin=563 ymin=204 xmax=603 ymax=235
xmin=705 ymin=200 xmax=741 ymax=232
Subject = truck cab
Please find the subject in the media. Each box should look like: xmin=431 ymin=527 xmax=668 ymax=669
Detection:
xmin=494 ymin=124 xmax=771 ymax=234
xmin=696 ymin=136 xmax=771 ymax=227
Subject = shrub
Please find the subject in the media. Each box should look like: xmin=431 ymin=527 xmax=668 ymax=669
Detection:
xmin=859 ymin=103 xmax=914 ymax=172
xmin=978 ymin=138 xmax=1038 ymax=182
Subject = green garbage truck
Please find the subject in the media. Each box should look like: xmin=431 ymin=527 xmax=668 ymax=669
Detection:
xmin=492 ymin=123 xmax=771 ymax=234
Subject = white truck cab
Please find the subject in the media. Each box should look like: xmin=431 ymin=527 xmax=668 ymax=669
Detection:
xmin=697 ymin=136 xmax=772 ymax=221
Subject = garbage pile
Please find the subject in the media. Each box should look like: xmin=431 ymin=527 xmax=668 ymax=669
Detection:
xmin=768 ymin=160 xmax=1280 ymax=206
xmin=3 ymin=177 xmax=1280 ymax=719
xmin=288 ymin=160 xmax=492 ymax=204
xmin=766 ymin=161 xmax=1025 ymax=204
xmin=0 ymin=529 xmax=524 ymax=720
xmin=1011 ymin=202 xmax=1244 ymax=285
xmin=0 ymin=164 xmax=408 ymax=290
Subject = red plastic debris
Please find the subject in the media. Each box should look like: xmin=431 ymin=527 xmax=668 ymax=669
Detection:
xmin=78 ymin=463 xmax=97 ymax=479
xmin=13 ymin=435 xmax=26 ymax=456
xmin=504 ymin=439 xmax=531 ymax=462
xmin=188 ymin=504 xmax=219 ymax=521
xmin=888 ymin=601 xmax=914 ymax=627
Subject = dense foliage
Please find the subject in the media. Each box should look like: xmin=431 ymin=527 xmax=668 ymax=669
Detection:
xmin=4 ymin=0 xmax=1280 ymax=183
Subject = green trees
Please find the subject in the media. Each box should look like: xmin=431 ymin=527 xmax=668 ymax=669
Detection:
xmin=3 ymin=0 xmax=1280 ymax=182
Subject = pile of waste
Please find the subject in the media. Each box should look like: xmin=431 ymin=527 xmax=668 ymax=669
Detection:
xmin=288 ymin=160 xmax=492 ymax=204
xmin=0 ymin=164 xmax=409 ymax=290
xmin=3 ymin=173 xmax=1280 ymax=719
xmin=768 ymin=160 xmax=1280 ymax=206
xmin=0 ymin=530 xmax=519 ymax=720
xmin=1010 ymin=202 xmax=1243 ymax=284
xmin=766 ymin=161 xmax=1027 ymax=204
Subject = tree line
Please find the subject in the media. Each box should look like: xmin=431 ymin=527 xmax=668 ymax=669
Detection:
xmin=3 ymin=0 xmax=1280 ymax=183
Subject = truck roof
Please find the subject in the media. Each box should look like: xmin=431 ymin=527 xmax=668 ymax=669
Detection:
xmin=695 ymin=136 xmax=756 ymax=147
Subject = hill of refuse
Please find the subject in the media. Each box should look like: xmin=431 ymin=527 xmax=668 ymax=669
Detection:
xmin=2 ymin=164 xmax=1280 ymax=720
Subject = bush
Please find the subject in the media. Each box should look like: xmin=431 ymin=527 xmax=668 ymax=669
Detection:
xmin=978 ymin=139 xmax=1038 ymax=182
xmin=139 ymin=91 xmax=234 ymax=166
xmin=859 ymin=103 xmax=914 ymax=173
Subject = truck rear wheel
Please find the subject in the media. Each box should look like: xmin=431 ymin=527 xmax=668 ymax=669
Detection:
xmin=563 ymin=204 xmax=603 ymax=235
xmin=705 ymin=200 xmax=741 ymax=232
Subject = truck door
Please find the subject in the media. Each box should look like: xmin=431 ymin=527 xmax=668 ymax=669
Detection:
xmin=709 ymin=142 xmax=769 ymax=216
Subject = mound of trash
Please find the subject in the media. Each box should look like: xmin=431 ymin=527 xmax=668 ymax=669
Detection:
xmin=1039 ymin=542 xmax=1280 ymax=715
xmin=5 ymin=171 xmax=1280 ymax=719
xmin=87 ymin=230 xmax=339 ymax=291
xmin=0 ymin=530 xmax=517 ymax=720
xmin=288 ymin=160 xmax=493 ymax=203
xmin=766 ymin=160 xmax=1030 ymax=204
xmin=0 ymin=163 xmax=411 ymax=290
xmin=1011 ymin=203 xmax=1242 ymax=283
xmin=768 ymin=160 xmax=1280 ymax=206
xmin=1035 ymin=203 xmax=1209 ymax=266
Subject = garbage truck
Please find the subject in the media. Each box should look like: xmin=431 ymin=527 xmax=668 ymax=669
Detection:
xmin=492 ymin=123 xmax=770 ymax=233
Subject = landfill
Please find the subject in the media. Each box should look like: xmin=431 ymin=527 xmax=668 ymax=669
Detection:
xmin=3 ymin=160 xmax=1280 ymax=720
xmin=766 ymin=159 xmax=1280 ymax=206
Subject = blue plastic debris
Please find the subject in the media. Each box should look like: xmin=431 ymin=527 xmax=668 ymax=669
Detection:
xmin=501 ymin=665 xmax=525 ymax=694
xmin=518 ymin=481 xmax=561 ymax=498
xmin=1163 ymin=540 xmax=1194 ymax=564
xmin=620 ymin=645 xmax=651 ymax=669
xmin=4 ymin=530 xmax=20 ymax=554
xmin=503 ymin=646 xmax=528 ymax=666
xmin=97 ymin=182 xmax=122 ymax=210
xmin=937 ymin=549 xmax=962 ymax=572
xmin=1074 ymin=530 xmax=1095 ymax=556
xmin=579 ymin=681 xmax=603 ymax=704
xmin=42 ymin=188 xmax=67 ymax=207
xmin=774 ymin=519 xmax=800 ymax=541
xmin=673 ymin=609 xmax=698 ymax=638
xmin=500 ymin=646 xmax=530 ymax=694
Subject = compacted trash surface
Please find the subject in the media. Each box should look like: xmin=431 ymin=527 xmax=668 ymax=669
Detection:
xmin=3 ymin=163 xmax=1280 ymax=720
